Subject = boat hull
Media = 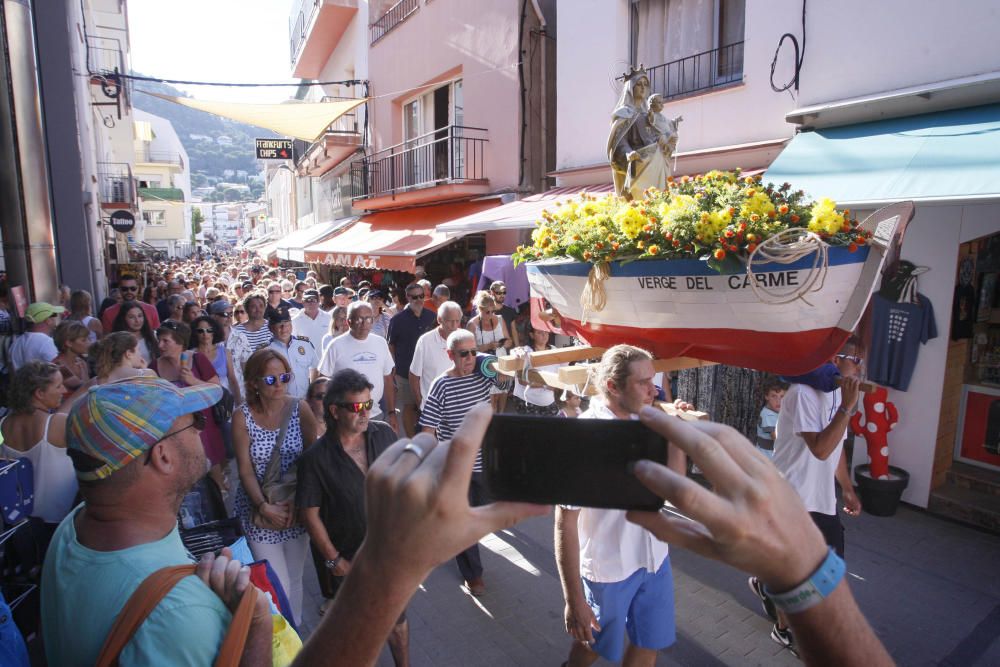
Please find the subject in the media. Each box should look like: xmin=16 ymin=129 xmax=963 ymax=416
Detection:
xmin=528 ymin=246 xmax=875 ymax=375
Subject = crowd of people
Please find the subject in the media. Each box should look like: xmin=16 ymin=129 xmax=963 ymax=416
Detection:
xmin=0 ymin=253 xmax=894 ymax=666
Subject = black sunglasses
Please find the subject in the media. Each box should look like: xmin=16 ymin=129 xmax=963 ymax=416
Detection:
xmin=194 ymin=328 xmax=215 ymax=335
xmin=407 ymin=293 xmax=423 ymax=300
xmin=335 ymin=399 xmax=374 ymax=413
xmin=144 ymin=412 xmax=207 ymax=465
xmin=453 ymin=349 xmax=476 ymax=358
xmin=262 ymin=373 xmax=292 ymax=386
xmin=213 ymin=312 xmax=233 ymax=318
xmin=120 ymin=285 xmax=139 ymax=292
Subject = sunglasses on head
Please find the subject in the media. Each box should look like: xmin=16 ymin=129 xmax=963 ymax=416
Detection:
xmin=836 ymin=354 xmax=863 ymax=365
xmin=453 ymin=349 xmax=476 ymax=358
xmin=262 ymin=373 xmax=292 ymax=385
xmin=335 ymin=399 xmax=374 ymax=413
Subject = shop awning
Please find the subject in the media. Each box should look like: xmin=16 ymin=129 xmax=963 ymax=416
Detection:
xmin=436 ymin=185 xmax=615 ymax=233
xmin=254 ymin=240 xmax=281 ymax=259
xmin=139 ymin=91 xmax=367 ymax=143
xmin=242 ymin=233 xmax=275 ymax=249
xmin=304 ymin=200 xmax=499 ymax=271
xmin=276 ymin=217 xmax=357 ymax=263
xmin=764 ymin=103 xmax=1000 ymax=206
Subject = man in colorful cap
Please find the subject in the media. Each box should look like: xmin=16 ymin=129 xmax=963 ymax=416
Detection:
xmin=40 ymin=378 xmax=272 ymax=665
xmin=268 ymin=310 xmax=318 ymax=400
xmin=9 ymin=302 xmax=63 ymax=371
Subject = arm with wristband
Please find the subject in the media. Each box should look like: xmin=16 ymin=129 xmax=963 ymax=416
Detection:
xmin=625 ymin=408 xmax=893 ymax=667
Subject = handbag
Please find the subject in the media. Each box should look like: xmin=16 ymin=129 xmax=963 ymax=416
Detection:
xmin=94 ymin=564 xmax=256 ymax=667
xmin=211 ymin=386 xmax=236 ymax=425
xmin=251 ymin=399 xmax=297 ymax=531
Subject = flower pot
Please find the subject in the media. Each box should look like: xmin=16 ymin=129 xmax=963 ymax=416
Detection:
xmin=854 ymin=464 xmax=910 ymax=517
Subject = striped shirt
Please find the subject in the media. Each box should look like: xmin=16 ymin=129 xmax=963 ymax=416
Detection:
xmin=419 ymin=372 xmax=510 ymax=471
xmin=235 ymin=323 xmax=273 ymax=351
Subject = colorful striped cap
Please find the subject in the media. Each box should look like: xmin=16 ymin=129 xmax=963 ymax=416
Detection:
xmin=67 ymin=377 xmax=222 ymax=481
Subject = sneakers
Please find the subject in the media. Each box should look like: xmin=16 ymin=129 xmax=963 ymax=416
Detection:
xmin=770 ymin=624 xmax=799 ymax=657
xmin=748 ymin=576 xmax=778 ymax=622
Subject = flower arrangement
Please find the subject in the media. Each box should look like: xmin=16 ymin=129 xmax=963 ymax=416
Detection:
xmin=512 ymin=170 xmax=871 ymax=272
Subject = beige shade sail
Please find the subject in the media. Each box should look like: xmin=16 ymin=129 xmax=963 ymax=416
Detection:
xmin=140 ymin=91 xmax=367 ymax=142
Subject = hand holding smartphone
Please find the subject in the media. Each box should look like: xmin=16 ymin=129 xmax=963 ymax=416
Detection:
xmin=482 ymin=414 xmax=667 ymax=511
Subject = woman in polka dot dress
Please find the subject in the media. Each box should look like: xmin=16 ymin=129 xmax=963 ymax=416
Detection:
xmin=233 ymin=348 xmax=319 ymax=626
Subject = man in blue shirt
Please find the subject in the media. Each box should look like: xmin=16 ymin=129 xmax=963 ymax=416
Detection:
xmin=41 ymin=378 xmax=273 ymax=665
xmin=387 ymin=282 xmax=437 ymax=436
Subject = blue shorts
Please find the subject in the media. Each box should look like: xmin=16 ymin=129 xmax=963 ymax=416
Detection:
xmin=582 ymin=556 xmax=676 ymax=662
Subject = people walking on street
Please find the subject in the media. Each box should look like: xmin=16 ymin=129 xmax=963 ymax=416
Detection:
xmin=319 ymin=301 xmax=397 ymax=432
xmin=409 ymin=301 xmax=463 ymax=410
xmin=235 ymin=293 xmax=273 ymax=351
xmin=52 ymin=321 xmax=92 ymax=392
xmin=40 ymin=378 xmax=273 ymax=666
xmin=100 ymin=274 xmax=160 ymax=331
xmin=419 ymin=329 xmax=511 ymax=596
xmin=291 ymin=288 xmax=331 ymax=346
xmin=387 ymin=283 xmax=437 ymax=437
xmin=297 ymin=369 xmax=410 ymax=664
xmin=111 ymin=301 xmax=158 ymax=366
xmin=233 ymin=348 xmax=318 ymax=626
xmin=267 ymin=310 xmax=318 ymax=400
xmin=10 ymin=302 xmax=63 ymax=372
xmin=555 ymin=344 xmax=687 ymax=667
xmin=91 ymin=332 xmax=154 ymax=384
xmin=467 ymin=290 xmax=511 ymax=414
xmin=65 ymin=290 xmax=102 ymax=343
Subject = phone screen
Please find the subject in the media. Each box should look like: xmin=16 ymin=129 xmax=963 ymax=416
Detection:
xmin=483 ymin=414 xmax=666 ymax=511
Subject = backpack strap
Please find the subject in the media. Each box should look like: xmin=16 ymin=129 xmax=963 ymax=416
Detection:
xmin=95 ymin=563 xmax=257 ymax=667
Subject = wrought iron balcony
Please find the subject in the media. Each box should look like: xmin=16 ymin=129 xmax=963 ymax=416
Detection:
xmin=370 ymin=0 xmax=419 ymax=45
xmin=320 ymin=96 xmax=361 ymax=135
xmin=97 ymin=162 xmax=135 ymax=208
xmin=350 ymin=125 xmax=487 ymax=200
xmin=289 ymin=0 xmax=319 ymax=65
xmin=646 ymin=41 xmax=744 ymax=101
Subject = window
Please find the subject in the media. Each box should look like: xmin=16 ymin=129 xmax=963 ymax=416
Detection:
xmin=630 ymin=0 xmax=745 ymax=99
xmin=142 ymin=210 xmax=165 ymax=226
xmin=401 ymin=79 xmax=464 ymax=186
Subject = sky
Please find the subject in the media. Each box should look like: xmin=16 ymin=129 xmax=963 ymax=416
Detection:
xmin=127 ymin=0 xmax=300 ymax=104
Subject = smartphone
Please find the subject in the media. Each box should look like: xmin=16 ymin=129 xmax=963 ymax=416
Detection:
xmin=482 ymin=414 xmax=667 ymax=511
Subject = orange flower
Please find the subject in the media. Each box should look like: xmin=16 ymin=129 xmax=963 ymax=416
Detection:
xmin=612 ymin=241 xmax=620 ymax=250
xmin=767 ymin=210 xmax=777 ymax=219
xmin=724 ymin=230 xmax=735 ymax=238
xmin=583 ymin=251 xmax=592 ymax=260
xmin=637 ymin=241 xmax=645 ymax=250
xmin=790 ymin=214 xmax=800 ymax=223
xmin=648 ymin=245 xmax=660 ymax=255
xmin=672 ymin=239 xmax=681 ymax=248
xmin=714 ymin=249 xmax=726 ymax=260
xmin=848 ymin=243 xmax=858 ymax=253
xmin=778 ymin=204 xmax=789 ymax=214
xmin=750 ymin=214 xmax=760 ymax=222
xmin=747 ymin=243 xmax=758 ymax=253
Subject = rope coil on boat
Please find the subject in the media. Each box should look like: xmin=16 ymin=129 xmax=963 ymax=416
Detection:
xmin=580 ymin=261 xmax=610 ymax=324
xmin=746 ymin=229 xmax=829 ymax=305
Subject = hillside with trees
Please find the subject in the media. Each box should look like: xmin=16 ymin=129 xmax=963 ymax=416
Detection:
xmin=132 ymin=78 xmax=276 ymax=199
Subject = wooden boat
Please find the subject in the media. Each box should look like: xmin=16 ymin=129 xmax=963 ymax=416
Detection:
xmin=527 ymin=202 xmax=913 ymax=376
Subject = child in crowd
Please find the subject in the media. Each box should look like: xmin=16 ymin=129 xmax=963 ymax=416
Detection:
xmin=557 ymin=389 xmax=583 ymax=418
xmin=756 ymin=377 xmax=788 ymax=458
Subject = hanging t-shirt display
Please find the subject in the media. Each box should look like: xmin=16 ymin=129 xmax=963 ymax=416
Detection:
xmin=868 ymin=293 xmax=938 ymax=391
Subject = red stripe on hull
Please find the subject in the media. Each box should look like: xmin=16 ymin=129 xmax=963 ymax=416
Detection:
xmin=531 ymin=298 xmax=848 ymax=375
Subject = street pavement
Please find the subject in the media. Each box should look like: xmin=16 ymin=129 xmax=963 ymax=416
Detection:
xmin=298 ymin=504 xmax=1000 ymax=666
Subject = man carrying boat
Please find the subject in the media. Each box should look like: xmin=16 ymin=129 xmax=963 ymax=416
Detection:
xmin=554 ymin=344 xmax=687 ymax=667
xmin=750 ymin=338 xmax=864 ymax=652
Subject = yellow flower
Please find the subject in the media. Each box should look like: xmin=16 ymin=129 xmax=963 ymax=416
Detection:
xmin=740 ymin=191 xmax=776 ymax=219
xmin=807 ymin=198 xmax=845 ymax=235
xmin=613 ymin=205 xmax=645 ymax=239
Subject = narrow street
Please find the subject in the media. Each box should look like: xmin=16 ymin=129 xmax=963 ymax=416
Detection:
xmin=298 ymin=506 xmax=1000 ymax=666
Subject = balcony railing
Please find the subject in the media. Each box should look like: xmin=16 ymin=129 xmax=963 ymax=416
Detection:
xmin=289 ymin=0 xmax=320 ymax=65
xmin=370 ymin=0 xmax=419 ymax=45
xmin=97 ymin=162 xmax=135 ymax=206
xmin=350 ymin=125 xmax=487 ymax=200
xmin=135 ymin=150 xmax=184 ymax=168
xmin=320 ymin=96 xmax=361 ymax=135
xmin=645 ymin=41 xmax=745 ymax=101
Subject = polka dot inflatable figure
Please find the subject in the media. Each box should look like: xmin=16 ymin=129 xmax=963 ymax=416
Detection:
xmin=849 ymin=386 xmax=898 ymax=479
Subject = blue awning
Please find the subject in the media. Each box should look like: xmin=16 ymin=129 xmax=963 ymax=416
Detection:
xmin=764 ymin=103 xmax=1000 ymax=206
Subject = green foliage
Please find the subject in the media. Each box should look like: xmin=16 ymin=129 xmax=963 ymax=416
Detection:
xmin=191 ymin=207 xmax=204 ymax=235
xmin=133 ymin=76 xmax=278 ymax=187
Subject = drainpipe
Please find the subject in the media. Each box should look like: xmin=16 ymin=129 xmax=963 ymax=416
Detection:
xmin=529 ymin=0 xmax=548 ymax=191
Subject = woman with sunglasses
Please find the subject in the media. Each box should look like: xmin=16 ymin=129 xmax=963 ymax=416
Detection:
xmin=190 ymin=315 xmax=241 ymax=406
xmin=233 ymin=348 xmax=319 ymax=626
xmin=111 ymin=301 xmax=158 ymax=365
xmin=466 ymin=290 xmax=511 ymax=413
xmin=151 ymin=319 xmax=227 ymax=491
xmin=306 ymin=377 xmax=330 ymax=439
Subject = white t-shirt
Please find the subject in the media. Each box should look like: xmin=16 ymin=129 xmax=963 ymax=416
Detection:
xmin=318 ymin=333 xmax=394 ymax=417
xmin=10 ymin=332 xmax=58 ymax=371
xmin=772 ymin=383 xmax=844 ymax=516
xmin=572 ymin=399 xmax=669 ymax=583
xmin=291 ymin=309 xmax=331 ymax=349
xmin=409 ymin=328 xmax=452 ymax=409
